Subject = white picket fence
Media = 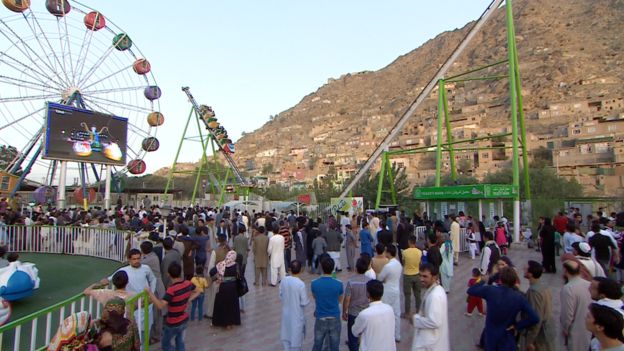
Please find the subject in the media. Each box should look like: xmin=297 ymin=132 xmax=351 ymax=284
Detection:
xmin=2 ymin=225 xmax=129 ymax=262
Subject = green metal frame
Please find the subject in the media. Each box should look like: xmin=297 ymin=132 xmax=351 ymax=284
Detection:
xmin=375 ymin=0 xmax=530 ymax=208
xmin=164 ymin=107 xmax=232 ymax=206
xmin=375 ymin=153 xmax=398 ymax=208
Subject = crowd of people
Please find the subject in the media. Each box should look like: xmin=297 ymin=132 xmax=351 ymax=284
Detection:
xmin=2 ymin=199 xmax=624 ymax=351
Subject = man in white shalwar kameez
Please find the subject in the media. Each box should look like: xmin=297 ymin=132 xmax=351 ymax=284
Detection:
xmin=280 ymin=260 xmax=310 ymax=351
xmin=411 ymin=262 xmax=449 ymax=351
xmin=268 ymin=230 xmax=286 ymax=286
xmin=378 ymin=244 xmax=403 ymax=342
xmin=203 ymin=247 xmax=218 ymax=319
xmin=351 ymin=279 xmax=396 ymax=351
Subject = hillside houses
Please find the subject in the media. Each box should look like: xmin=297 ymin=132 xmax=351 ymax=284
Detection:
xmin=229 ymin=0 xmax=624 ymax=196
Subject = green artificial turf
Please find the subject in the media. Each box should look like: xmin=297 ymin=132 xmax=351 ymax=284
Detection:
xmin=1 ymin=253 xmax=122 ymax=350
xmin=9 ymin=253 xmax=122 ymax=321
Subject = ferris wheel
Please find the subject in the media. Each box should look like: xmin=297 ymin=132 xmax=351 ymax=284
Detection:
xmin=0 ymin=0 xmax=163 ymax=206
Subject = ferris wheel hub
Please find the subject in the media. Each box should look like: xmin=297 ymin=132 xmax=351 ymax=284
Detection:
xmin=61 ymin=86 xmax=81 ymax=101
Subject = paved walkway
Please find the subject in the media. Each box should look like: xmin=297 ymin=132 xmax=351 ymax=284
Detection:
xmin=153 ymin=244 xmax=567 ymax=351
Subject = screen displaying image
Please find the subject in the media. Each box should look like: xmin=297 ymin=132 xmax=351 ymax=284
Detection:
xmin=43 ymin=102 xmax=128 ymax=165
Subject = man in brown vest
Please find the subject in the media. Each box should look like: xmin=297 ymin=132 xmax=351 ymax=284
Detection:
xmin=252 ymin=226 xmax=269 ymax=286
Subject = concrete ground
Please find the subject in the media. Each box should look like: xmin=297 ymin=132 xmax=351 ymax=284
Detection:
xmin=152 ymin=244 xmax=567 ymax=351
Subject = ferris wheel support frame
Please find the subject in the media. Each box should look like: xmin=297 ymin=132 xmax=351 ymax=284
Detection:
xmin=4 ymin=93 xmax=113 ymax=210
xmin=9 ymin=144 xmax=41 ymax=198
xmin=0 ymin=2 xmax=161 ymax=210
xmin=57 ymin=160 xmax=67 ymax=209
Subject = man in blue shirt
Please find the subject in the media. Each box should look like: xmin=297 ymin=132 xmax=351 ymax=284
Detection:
xmin=311 ymin=256 xmax=343 ymax=351
xmin=467 ymin=266 xmax=539 ymax=350
xmin=359 ymin=221 xmax=374 ymax=257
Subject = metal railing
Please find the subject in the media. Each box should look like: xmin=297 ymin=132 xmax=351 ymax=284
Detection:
xmin=2 ymin=224 xmax=131 ymax=262
xmin=414 ymin=225 xmax=427 ymax=242
xmin=0 ymin=290 xmax=150 ymax=351
xmin=0 ymin=225 xmax=151 ymax=350
xmin=413 ymin=225 xmax=469 ymax=251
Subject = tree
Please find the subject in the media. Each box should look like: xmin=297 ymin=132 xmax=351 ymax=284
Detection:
xmin=313 ymin=166 xmax=340 ymax=203
xmin=308 ymin=154 xmax=318 ymax=170
xmin=349 ymin=169 xmax=376 ymax=204
xmin=457 ymin=158 xmax=473 ymax=174
xmin=422 ymin=174 xmax=479 ymax=186
xmin=482 ymin=167 xmax=582 ymax=200
xmin=342 ymin=163 xmax=413 ymax=210
xmin=531 ymin=146 xmax=553 ymax=168
xmin=419 ymin=152 xmax=437 ymax=169
xmin=261 ymin=163 xmax=274 ymax=175
xmin=121 ymin=158 xmax=241 ymax=199
xmin=483 ymin=166 xmax=583 ymax=226
xmin=0 ymin=145 xmax=22 ymax=175
xmin=254 ymin=184 xmax=290 ymax=201
xmin=252 ymin=183 xmax=309 ymax=201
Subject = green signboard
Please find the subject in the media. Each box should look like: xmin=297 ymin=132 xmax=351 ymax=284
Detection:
xmin=413 ymin=184 xmax=517 ymax=200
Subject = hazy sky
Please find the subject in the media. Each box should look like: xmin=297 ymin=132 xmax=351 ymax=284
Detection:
xmin=97 ymin=0 xmax=495 ymax=172
xmin=3 ymin=0 xmax=494 ymax=179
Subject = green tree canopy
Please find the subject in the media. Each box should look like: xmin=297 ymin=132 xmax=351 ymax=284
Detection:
xmin=423 ymin=173 xmax=479 ymax=186
xmin=261 ymin=162 xmax=274 ymax=175
xmin=313 ymin=166 xmax=340 ymax=203
xmin=531 ymin=146 xmax=553 ymax=168
xmin=482 ymin=166 xmax=583 ymax=224
xmin=0 ymin=145 xmax=22 ymax=175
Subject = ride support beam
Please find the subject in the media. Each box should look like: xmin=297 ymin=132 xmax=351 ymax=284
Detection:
xmin=57 ymin=161 xmax=67 ymax=209
xmin=444 ymin=59 xmax=508 ymax=81
xmin=164 ymin=108 xmax=194 ymax=195
xmin=104 ymin=165 xmax=111 ymax=210
xmin=435 ymin=80 xmax=445 ymax=187
xmin=190 ymin=111 xmax=211 ymax=205
xmin=9 ymin=145 xmax=42 ymax=198
xmin=79 ymin=162 xmax=88 ymax=210
xmin=441 ymin=82 xmax=457 ymax=181
xmin=509 ymin=10 xmax=531 ymax=201
xmin=387 ymin=132 xmax=513 ymax=156
xmin=506 ymin=0 xmax=522 ymax=242
xmin=375 ymin=154 xmax=387 ymax=209
xmin=338 ymin=0 xmax=506 ymax=199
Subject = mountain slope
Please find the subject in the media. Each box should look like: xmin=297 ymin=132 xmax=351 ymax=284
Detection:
xmin=231 ymin=0 xmax=624 ymax=187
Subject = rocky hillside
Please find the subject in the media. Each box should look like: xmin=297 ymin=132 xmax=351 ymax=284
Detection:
xmin=230 ymin=0 xmax=624 ymax=187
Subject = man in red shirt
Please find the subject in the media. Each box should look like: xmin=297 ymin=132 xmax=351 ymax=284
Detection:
xmin=553 ymin=212 xmax=569 ymax=234
xmin=146 ymin=262 xmax=199 ymax=351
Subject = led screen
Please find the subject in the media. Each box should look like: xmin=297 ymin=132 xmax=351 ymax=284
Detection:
xmin=43 ymin=102 xmax=128 ymax=165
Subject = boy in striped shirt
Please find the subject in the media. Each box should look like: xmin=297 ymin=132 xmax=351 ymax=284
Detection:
xmin=145 ymin=262 xmax=199 ymax=351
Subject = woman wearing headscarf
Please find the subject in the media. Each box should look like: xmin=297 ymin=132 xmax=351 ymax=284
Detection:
xmin=210 ymin=250 xmax=241 ymax=328
xmin=440 ymin=235 xmax=454 ymax=293
xmin=91 ymin=297 xmax=140 ymax=351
